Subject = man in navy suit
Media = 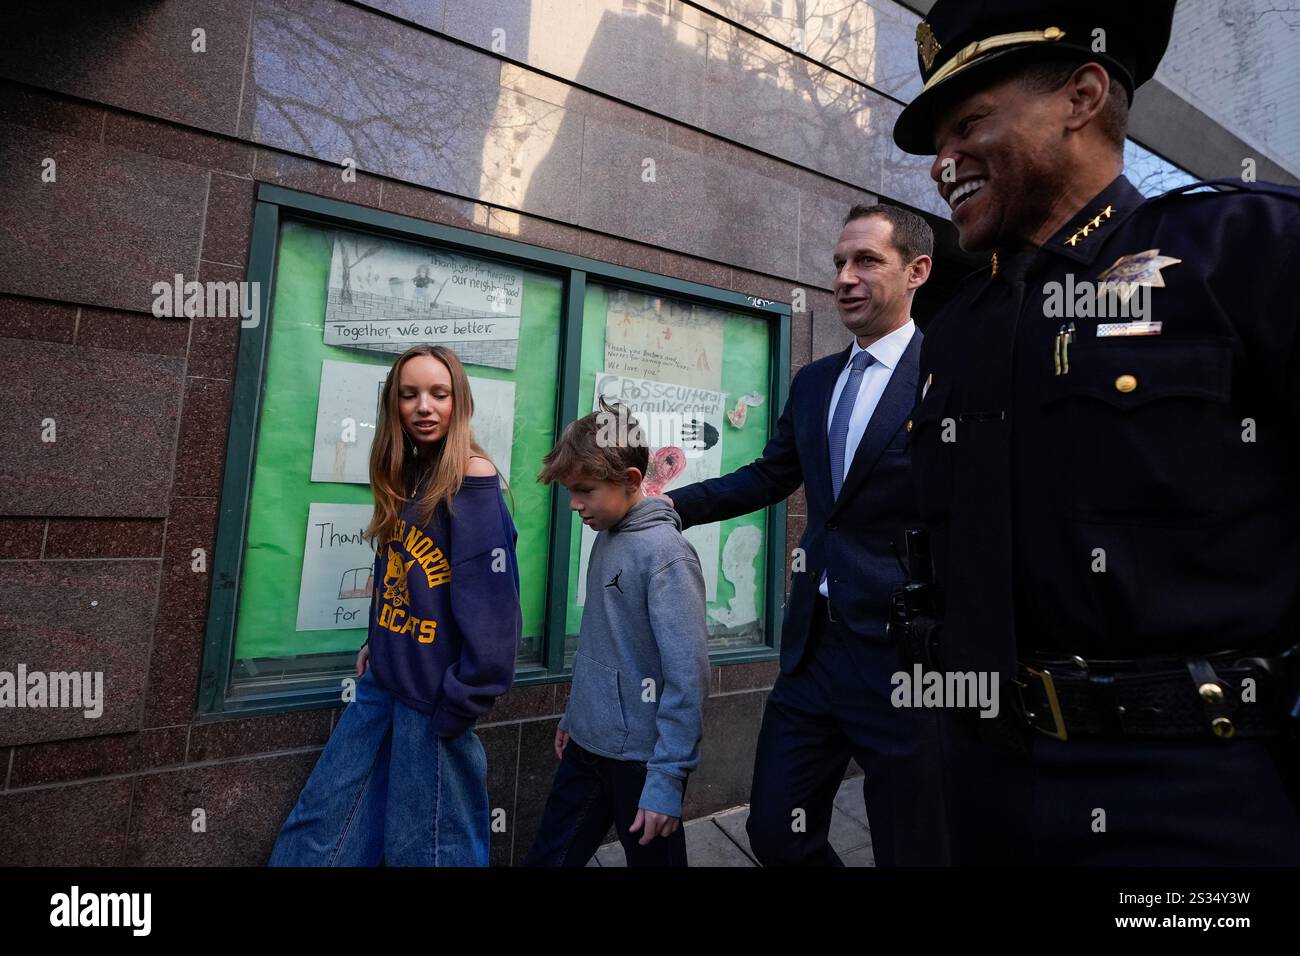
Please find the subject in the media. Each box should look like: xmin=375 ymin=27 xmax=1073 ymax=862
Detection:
xmin=666 ymin=204 xmax=948 ymax=866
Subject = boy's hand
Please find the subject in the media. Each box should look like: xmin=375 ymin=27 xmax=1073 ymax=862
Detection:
xmin=354 ymin=643 xmax=370 ymax=677
xmin=629 ymin=808 xmax=680 ymax=845
xmin=554 ymin=727 xmax=570 ymax=760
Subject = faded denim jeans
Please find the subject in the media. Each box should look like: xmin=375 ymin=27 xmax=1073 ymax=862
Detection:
xmin=269 ymin=670 xmax=490 ymax=867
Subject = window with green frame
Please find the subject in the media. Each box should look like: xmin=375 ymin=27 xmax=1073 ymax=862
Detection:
xmin=561 ymin=283 xmax=776 ymax=660
xmin=199 ymin=185 xmax=790 ymax=719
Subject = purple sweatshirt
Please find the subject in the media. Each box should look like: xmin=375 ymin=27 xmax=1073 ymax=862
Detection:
xmin=366 ymin=474 xmax=521 ymax=736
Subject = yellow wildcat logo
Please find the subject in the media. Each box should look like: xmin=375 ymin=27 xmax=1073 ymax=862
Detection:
xmin=383 ymin=547 xmax=415 ymax=608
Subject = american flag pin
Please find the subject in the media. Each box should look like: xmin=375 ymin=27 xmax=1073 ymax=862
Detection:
xmin=1096 ymin=321 xmax=1163 ymax=337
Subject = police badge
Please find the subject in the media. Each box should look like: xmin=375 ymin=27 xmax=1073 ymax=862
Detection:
xmin=1095 ymin=248 xmax=1182 ymax=337
xmin=916 ymin=22 xmax=941 ymax=73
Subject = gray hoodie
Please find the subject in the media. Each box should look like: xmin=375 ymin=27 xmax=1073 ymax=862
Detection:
xmin=559 ymin=496 xmax=710 ymax=817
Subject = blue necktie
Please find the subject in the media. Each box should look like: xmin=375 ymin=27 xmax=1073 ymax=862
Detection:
xmin=828 ymin=350 xmax=875 ymax=500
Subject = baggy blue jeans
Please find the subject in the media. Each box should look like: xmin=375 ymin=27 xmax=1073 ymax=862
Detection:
xmin=268 ymin=670 xmax=490 ymax=867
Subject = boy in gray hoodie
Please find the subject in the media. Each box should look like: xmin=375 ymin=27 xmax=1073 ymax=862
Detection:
xmin=523 ymin=399 xmax=710 ymax=867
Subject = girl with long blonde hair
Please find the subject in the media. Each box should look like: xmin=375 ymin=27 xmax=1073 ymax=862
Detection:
xmin=271 ymin=345 xmax=521 ymax=867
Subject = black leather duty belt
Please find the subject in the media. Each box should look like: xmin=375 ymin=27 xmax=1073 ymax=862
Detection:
xmin=1014 ymin=647 xmax=1297 ymax=742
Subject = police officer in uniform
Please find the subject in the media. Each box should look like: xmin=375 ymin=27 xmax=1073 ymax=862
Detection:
xmin=893 ymin=0 xmax=1300 ymax=864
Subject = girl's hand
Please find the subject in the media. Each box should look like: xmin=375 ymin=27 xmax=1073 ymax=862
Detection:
xmin=554 ymin=727 xmax=570 ymax=760
xmin=355 ymin=643 xmax=371 ymax=677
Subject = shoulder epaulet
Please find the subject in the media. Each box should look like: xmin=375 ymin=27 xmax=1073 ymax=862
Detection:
xmin=1150 ymin=178 xmax=1300 ymax=204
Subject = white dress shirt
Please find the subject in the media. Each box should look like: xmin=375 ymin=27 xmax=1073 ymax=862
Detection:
xmin=819 ymin=319 xmax=916 ymax=598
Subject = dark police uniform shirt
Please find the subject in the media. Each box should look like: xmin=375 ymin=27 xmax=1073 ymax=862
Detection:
xmin=910 ymin=175 xmax=1300 ymax=678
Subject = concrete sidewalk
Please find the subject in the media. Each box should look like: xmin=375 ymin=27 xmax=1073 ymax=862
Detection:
xmin=587 ymin=776 xmax=874 ymax=866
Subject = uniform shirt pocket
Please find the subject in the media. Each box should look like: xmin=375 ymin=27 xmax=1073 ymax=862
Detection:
xmin=1041 ymin=339 xmax=1233 ymax=521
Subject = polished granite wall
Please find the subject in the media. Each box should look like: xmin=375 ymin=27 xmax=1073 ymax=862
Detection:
xmin=0 ymin=0 xmax=958 ymax=864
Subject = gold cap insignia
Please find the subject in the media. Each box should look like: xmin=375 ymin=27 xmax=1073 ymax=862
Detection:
xmin=917 ymin=22 xmax=941 ymax=73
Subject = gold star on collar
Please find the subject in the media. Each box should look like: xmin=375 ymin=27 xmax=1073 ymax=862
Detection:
xmin=1063 ymin=204 xmax=1116 ymax=247
xmin=917 ymin=22 xmax=941 ymax=73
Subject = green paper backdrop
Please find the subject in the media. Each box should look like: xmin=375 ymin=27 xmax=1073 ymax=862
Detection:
xmin=233 ymin=221 xmax=560 ymax=664
xmin=562 ymin=283 xmax=773 ymax=652
xmin=229 ymin=220 xmax=776 ymax=674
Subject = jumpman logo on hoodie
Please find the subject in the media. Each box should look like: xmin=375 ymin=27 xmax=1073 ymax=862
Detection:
xmin=605 ymin=569 xmax=624 ymax=594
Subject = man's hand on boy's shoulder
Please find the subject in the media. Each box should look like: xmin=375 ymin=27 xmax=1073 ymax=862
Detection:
xmin=630 ymin=808 xmax=680 ymax=845
xmin=650 ymin=493 xmax=674 ymax=509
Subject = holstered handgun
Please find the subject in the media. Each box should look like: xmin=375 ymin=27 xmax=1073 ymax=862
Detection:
xmin=888 ymin=529 xmax=944 ymax=672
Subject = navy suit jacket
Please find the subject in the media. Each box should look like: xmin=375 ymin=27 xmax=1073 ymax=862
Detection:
xmin=672 ymin=330 xmax=922 ymax=674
